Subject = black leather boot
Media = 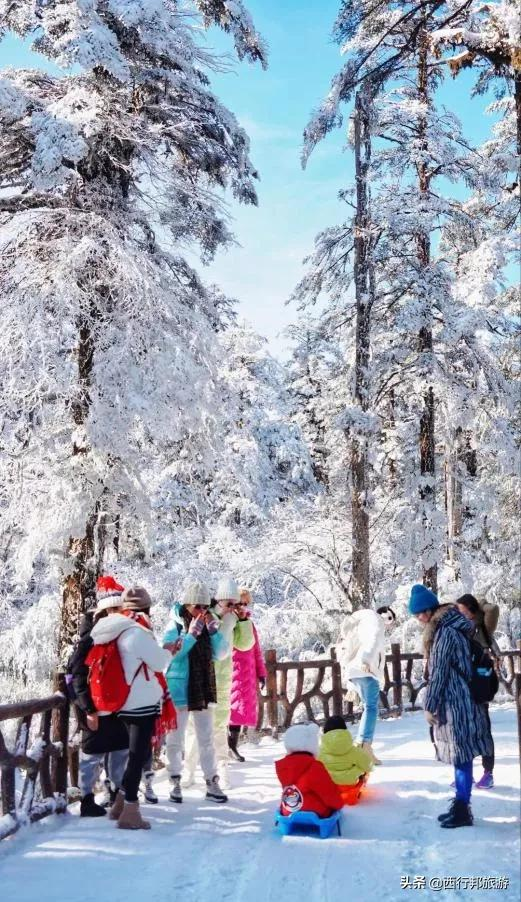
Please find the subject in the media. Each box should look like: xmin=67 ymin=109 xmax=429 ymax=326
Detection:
xmin=228 ymin=726 xmax=245 ymax=762
xmin=80 ymin=793 xmax=107 ymax=817
xmin=439 ymin=800 xmax=473 ymax=828
xmin=437 ymin=798 xmax=457 ymax=822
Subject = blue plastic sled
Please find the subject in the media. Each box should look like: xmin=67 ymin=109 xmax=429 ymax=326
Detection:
xmin=275 ymin=809 xmax=342 ymax=839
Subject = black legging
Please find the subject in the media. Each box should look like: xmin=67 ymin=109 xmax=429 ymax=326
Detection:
xmin=482 ymin=704 xmax=494 ymax=773
xmin=118 ymin=714 xmax=156 ymax=802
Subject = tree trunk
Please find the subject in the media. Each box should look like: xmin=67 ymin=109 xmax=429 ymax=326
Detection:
xmin=445 ymin=430 xmax=462 ymax=578
xmin=58 ymin=314 xmax=99 ymax=663
xmin=350 ymin=87 xmax=373 ymax=608
xmin=417 ymin=31 xmax=437 ymax=593
xmin=515 ymin=74 xmax=521 ymax=162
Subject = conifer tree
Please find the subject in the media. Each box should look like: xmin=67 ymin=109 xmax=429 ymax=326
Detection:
xmin=0 ymin=0 xmax=266 ymax=658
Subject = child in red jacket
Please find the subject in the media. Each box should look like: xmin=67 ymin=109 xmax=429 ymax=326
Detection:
xmin=275 ymin=722 xmax=343 ymax=817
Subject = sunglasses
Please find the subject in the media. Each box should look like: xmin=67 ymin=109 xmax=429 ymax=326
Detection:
xmin=220 ymin=601 xmax=237 ymax=609
xmin=192 ymin=604 xmax=210 ymax=612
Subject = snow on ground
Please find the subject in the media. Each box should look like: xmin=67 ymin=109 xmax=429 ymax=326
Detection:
xmin=0 ymin=705 xmax=519 ymax=902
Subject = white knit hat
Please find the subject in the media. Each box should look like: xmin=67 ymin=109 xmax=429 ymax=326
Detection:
xmin=183 ymin=580 xmax=210 ymax=607
xmin=215 ymin=577 xmax=240 ymax=602
xmin=93 ymin=596 xmax=124 ymax=615
xmin=283 ymin=722 xmax=320 ymax=757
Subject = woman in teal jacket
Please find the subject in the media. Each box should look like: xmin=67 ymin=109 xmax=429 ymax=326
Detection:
xmin=163 ymin=581 xmax=229 ymax=804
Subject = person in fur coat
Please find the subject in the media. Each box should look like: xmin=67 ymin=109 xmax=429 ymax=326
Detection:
xmin=409 ymin=584 xmax=493 ymax=829
xmin=228 ymin=589 xmax=267 ymax=762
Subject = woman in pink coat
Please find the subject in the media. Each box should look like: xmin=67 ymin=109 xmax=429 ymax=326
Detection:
xmin=228 ymin=589 xmax=267 ymax=762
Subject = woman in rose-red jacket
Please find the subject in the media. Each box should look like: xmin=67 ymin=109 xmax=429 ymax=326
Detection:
xmin=228 ymin=589 xmax=267 ymax=762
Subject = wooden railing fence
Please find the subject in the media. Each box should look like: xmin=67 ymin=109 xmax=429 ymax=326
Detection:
xmin=0 ymin=674 xmax=71 ymax=840
xmin=256 ymin=642 xmax=521 ymax=756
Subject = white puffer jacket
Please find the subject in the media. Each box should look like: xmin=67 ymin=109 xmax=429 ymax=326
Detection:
xmin=90 ymin=613 xmax=171 ymax=714
xmin=336 ymin=609 xmax=387 ymax=687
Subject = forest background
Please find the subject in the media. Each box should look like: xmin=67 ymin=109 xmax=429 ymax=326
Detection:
xmin=0 ymin=0 xmax=519 ymax=700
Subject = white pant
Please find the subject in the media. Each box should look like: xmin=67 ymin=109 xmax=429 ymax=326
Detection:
xmin=184 ymin=709 xmax=229 ymax=782
xmin=165 ymin=709 xmax=217 ymax=782
xmin=214 ymin=718 xmax=229 ymax=768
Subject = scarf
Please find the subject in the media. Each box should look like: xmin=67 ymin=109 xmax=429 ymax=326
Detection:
xmin=182 ymin=607 xmax=217 ymax=711
xmin=121 ymin=609 xmax=177 ymax=746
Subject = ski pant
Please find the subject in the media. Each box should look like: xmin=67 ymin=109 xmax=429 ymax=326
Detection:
xmin=165 ymin=708 xmax=217 ymax=782
xmin=350 ymin=676 xmax=380 ymax=743
xmin=454 ymin=761 xmax=473 ymax=803
xmin=118 ymin=714 xmax=156 ymax=803
xmin=79 ymin=749 xmax=127 ymax=797
xmin=482 ymin=704 xmax=494 ymax=773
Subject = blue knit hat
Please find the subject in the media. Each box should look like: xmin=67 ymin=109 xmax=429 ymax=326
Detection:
xmin=408 ymin=583 xmax=439 ymax=615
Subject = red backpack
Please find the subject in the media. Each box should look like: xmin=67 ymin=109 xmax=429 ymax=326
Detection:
xmin=85 ymin=634 xmax=133 ymax=713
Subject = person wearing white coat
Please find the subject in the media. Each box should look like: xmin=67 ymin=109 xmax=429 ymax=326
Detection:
xmin=89 ymin=587 xmax=178 ymax=829
xmin=336 ymin=606 xmax=396 ymax=765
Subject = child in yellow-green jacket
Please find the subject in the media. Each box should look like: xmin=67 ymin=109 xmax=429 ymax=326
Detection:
xmin=318 ymin=715 xmax=373 ymax=805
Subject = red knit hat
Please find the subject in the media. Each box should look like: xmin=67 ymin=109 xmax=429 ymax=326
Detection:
xmin=96 ymin=575 xmax=124 ymax=600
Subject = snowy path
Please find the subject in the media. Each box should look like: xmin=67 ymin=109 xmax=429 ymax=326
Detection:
xmin=0 ymin=706 xmax=519 ymax=902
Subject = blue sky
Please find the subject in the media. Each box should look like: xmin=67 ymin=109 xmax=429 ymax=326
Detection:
xmin=1 ymin=0 xmax=495 ymax=356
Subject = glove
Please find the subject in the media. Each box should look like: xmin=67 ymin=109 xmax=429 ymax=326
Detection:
xmin=189 ymin=616 xmax=205 ymax=638
xmin=164 ymin=638 xmax=183 ymax=655
xmin=425 ymin=711 xmax=438 ymax=726
xmin=259 ymin=677 xmax=266 ymax=690
xmin=206 ymin=617 xmax=220 ymax=636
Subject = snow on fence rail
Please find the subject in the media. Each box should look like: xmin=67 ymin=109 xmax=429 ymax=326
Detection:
xmin=256 ymin=643 xmax=521 ymax=750
xmin=0 ymin=674 xmax=70 ymax=840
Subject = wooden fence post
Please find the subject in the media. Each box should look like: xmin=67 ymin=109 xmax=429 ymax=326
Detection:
xmin=330 ymin=648 xmax=343 ymax=717
xmin=51 ymin=673 xmax=69 ymax=798
xmin=391 ymin=643 xmax=402 ymax=712
xmin=265 ymin=649 xmax=279 ymax=739
xmin=0 ymin=729 xmax=16 ymax=816
xmin=514 ymin=672 xmax=521 ymax=775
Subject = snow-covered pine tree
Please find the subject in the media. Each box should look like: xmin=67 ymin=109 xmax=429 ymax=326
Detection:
xmin=154 ymin=319 xmax=316 ymax=538
xmin=429 ymin=0 xmax=521 ymax=156
xmin=295 ymin=0 xmax=518 ymax=602
xmin=435 ymin=56 xmax=520 ymax=589
xmin=286 ymin=319 xmax=334 ymax=488
xmin=0 ymin=0 xmax=266 ymax=661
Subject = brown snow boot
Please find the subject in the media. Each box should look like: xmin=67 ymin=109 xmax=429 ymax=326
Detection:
xmin=361 ymin=741 xmax=382 ymax=766
xmin=108 ymin=790 xmax=125 ymax=820
xmin=117 ymin=800 xmax=151 ymax=830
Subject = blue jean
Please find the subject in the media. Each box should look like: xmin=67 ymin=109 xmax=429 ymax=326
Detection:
xmin=79 ymin=749 xmax=128 ymax=797
xmin=350 ymin=677 xmax=380 ymax=743
xmin=454 ymin=761 xmax=473 ymax=803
